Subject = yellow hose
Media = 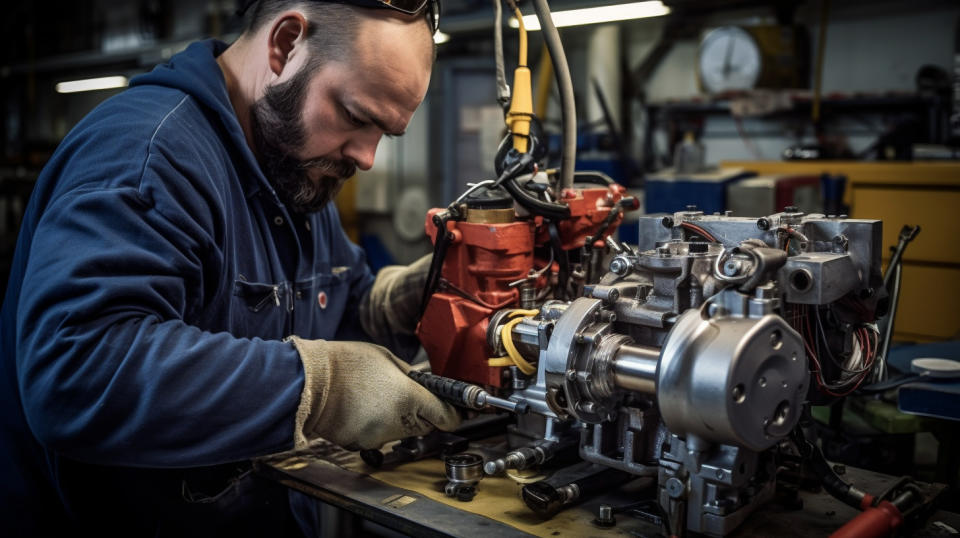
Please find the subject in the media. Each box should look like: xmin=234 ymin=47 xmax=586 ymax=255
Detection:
xmin=506 ymin=6 xmax=533 ymax=154
xmin=534 ymin=46 xmax=553 ymax=121
xmin=487 ymin=309 xmax=539 ymax=375
xmin=515 ymin=7 xmax=527 ymax=66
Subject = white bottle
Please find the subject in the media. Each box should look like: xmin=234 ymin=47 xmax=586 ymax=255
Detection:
xmin=674 ymin=131 xmax=705 ymax=175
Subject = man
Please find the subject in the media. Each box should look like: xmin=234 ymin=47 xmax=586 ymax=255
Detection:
xmin=0 ymin=0 xmax=458 ymax=535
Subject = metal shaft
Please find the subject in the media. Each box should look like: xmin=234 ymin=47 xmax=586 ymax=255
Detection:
xmin=611 ymin=344 xmax=660 ymax=394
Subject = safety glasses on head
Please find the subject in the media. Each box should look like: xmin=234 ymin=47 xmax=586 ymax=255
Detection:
xmin=238 ymin=0 xmax=441 ymax=34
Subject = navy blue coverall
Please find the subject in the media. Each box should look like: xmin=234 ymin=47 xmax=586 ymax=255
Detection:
xmin=0 ymin=39 xmax=377 ymax=535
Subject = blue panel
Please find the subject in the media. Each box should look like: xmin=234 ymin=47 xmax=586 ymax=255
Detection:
xmin=644 ymin=170 xmax=754 ymax=214
xmin=889 ymin=341 xmax=960 ymax=421
xmin=360 ymin=233 xmax=396 ymax=274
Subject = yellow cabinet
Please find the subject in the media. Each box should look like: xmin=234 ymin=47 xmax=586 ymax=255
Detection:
xmin=722 ymin=161 xmax=960 ymax=341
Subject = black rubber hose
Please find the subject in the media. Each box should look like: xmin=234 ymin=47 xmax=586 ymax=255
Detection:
xmin=502 ymin=177 xmax=571 ymax=220
xmin=790 ymin=426 xmax=866 ymax=509
xmin=419 ymin=213 xmax=453 ymax=318
xmin=548 ymin=221 xmax=569 ymax=300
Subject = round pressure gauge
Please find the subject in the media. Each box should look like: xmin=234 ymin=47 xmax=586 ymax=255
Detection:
xmin=698 ymin=26 xmax=762 ymax=93
xmin=393 ymin=187 xmax=430 ymax=242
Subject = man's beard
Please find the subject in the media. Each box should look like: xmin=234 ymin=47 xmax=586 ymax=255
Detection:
xmin=249 ymin=67 xmax=356 ymax=214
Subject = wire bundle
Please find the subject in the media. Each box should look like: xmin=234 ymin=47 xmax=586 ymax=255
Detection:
xmin=791 ymin=303 xmax=878 ymax=397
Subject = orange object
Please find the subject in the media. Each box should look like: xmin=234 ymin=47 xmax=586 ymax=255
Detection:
xmin=417 ymin=210 xmax=537 ymax=387
xmin=543 ymin=184 xmax=628 ymax=250
xmin=830 ymin=494 xmax=904 ymax=538
xmin=416 ymin=185 xmax=633 ymax=389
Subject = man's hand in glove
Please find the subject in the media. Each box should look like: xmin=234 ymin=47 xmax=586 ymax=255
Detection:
xmin=359 ymin=254 xmax=431 ymax=358
xmin=289 ymin=336 xmax=460 ymax=450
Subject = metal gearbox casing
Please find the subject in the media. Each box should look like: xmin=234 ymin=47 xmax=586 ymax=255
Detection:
xmin=657 ymin=307 xmax=808 ymax=452
xmin=422 ymin=209 xmax=882 ymax=536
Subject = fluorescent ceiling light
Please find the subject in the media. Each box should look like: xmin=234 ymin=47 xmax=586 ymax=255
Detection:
xmin=434 ymin=31 xmax=451 ymax=44
xmin=509 ymin=1 xmax=670 ymax=30
xmin=55 ymin=76 xmax=129 ymax=94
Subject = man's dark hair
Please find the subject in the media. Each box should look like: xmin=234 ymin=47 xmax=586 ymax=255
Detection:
xmin=243 ymin=2 xmax=361 ymax=67
xmin=241 ymin=1 xmax=435 ymax=68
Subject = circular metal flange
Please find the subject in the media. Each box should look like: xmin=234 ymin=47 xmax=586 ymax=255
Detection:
xmin=542 ymin=298 xmax=620 ymax=423
xmin=657 ymin=308 xmax=808 ymax=451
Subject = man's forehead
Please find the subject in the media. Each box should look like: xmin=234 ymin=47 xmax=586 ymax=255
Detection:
xmin=352 ymin=10 xmax=435 ymax=68
xmin=342 ymin=18 xmax=432 ymax=129
xmin=351 ymin=99 xmax=409 ymax=137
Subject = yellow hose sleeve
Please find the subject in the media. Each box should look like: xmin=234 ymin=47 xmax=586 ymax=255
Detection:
xmin=506 ymin=6 xmax=532 ymax=154
xmin=501 ymin=316 xmax=537 ymax=375
xmin=487 ymin=310 xmax=540 ymax=375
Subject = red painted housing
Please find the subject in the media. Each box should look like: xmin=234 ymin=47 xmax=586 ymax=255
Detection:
xmin=416 ymin=184 xmax=632 ymax=389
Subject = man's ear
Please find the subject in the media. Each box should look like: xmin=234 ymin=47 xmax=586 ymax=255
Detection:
xmin=267 ymin=11 xmax=308 ymax=76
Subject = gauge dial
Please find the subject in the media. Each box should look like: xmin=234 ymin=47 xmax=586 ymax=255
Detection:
xmin=698 ymin=26 xmax=762 ymax=93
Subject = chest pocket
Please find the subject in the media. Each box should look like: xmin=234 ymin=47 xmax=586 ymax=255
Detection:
xmin=291 ymin=266 xmax=352 ymax=340
xmin=232 ymin=278 xmax=289 ymax=339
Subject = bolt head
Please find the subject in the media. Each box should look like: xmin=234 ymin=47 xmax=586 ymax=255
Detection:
xmin=665 ymin=477 xmax=685 ymax=498
xmin=724 ymin=260 xmax=742 ymax=276
xmin=610 ymin=258 xmax=628 ymax=275
xmin=595 ymin=504 xmax=616 ymax=527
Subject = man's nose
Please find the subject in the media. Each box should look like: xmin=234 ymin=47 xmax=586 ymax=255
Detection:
xmin=343 ymin=132 xmax=381 ymax=171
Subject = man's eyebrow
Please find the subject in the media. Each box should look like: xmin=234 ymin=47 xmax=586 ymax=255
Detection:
xmin=355 ymin=104 xmax=406 ymax=137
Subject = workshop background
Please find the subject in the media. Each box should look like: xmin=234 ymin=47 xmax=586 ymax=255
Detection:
xmin=1 ymin=0 xmax=959 ymax=513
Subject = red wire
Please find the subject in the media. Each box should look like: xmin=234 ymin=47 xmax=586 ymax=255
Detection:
xmin=680 ymin=222 xmax=718 ymax=243
xmin=794 ymin=304 xmax=877 ymax=398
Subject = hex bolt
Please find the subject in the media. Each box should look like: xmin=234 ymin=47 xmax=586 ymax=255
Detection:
xmin=595 ymin=504 xmax=616 ymax=527
xmin=609 ymin=257 xmax=630 ymax=275
xmin=665 ymin=477 xmax=686 ymax=499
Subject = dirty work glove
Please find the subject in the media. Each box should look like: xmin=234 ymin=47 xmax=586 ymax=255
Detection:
xmin=359 ymin=254 xmax=431 ymax=354
xmin=289 ymin=336 xmax=460 ymax=450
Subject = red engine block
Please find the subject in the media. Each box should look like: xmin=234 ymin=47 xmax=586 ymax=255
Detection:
xmin=416 ymin=183 xmax=632 ymax=388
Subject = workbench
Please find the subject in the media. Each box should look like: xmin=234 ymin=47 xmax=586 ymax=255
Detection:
xmin=254 ymin=438 xmax=958 ymax=537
